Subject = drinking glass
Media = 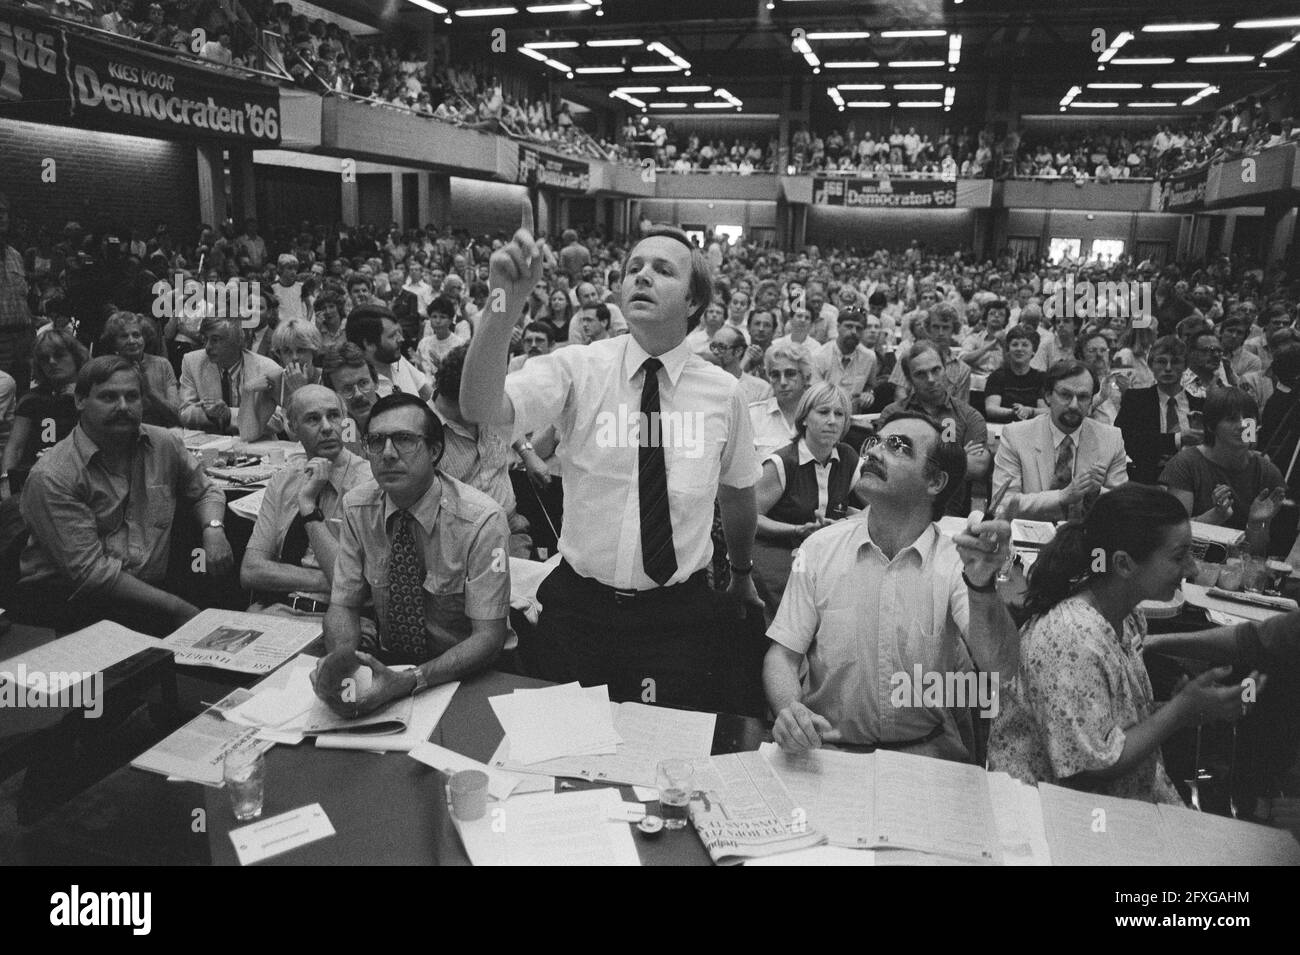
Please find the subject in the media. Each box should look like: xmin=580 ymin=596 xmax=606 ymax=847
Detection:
xmin=656 ymin=759 xmax=694 ymax=831
xmin=224 ymin=746 xmax=266 ymax=822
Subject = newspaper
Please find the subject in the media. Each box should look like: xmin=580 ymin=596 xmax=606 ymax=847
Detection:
xmin=687 ymin=751 xmax=826 ymax=865
xmin=130 ymin=690 xmax=272 ymax=786
xmin=162 ymin=610 xmax=322 ymax=675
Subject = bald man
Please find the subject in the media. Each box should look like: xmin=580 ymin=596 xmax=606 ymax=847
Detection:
xmin=241 ymin=385 xmax=373 ymax=614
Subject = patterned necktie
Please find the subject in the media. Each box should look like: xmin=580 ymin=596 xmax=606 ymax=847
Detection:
xmin=1165 ymin=396 xmax=1179 ymax=434
xmin=1050 ymin=434 xmax=1074 ymax=491
xmin=385 ymin=510 xmax=428 ymax=661
xmin=638 ymin=357 xmax=677 ymax=586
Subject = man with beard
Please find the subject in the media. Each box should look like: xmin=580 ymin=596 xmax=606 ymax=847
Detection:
xmin=994 ymin=359 xmax=1128 ymax=521
xmin=811 ymin=309 xmax=877 ymax=413
xmin=346 ymin=305 xmax=432 ymax=402
xmin=509 ymin=321 xmax=553 ymax=372
xmin=16 ymin=356 xmax=232 ymax=635
xmin=765 ymin=413 xmax=1019 ymax=761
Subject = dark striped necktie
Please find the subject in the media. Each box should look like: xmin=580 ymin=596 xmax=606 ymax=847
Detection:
xmin=638 ymin=357 xmax=677 ymax=586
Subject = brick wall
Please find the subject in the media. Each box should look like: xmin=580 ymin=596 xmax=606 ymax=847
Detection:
xmin=0 ymin=119 xmax=199 ymax=237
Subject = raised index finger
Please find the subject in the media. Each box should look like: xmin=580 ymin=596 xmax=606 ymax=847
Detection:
xmin=520 ymin=196 xmax=534 ymax=236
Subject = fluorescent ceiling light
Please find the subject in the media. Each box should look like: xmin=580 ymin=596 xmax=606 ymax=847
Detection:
xmin=897 ymin=100 xmax=942 ymax=107
xmin=456 ymin=6 xmax=517 ymax=16
xmin=806 ymin=31 xmax=871 ymax=40
xmin=575 ymin=66 xmax=624 ymax=73
xmin=848 ymin=101 xmax=890 ymax=108
xmin=791 ymin=36 xmax=812 ymax=54
xmin=838 ymin=83 xmax=885 ymax=90
xmin=543 ymin=58 xmax=571 ymax=71
xmin=1187 ymin=54 xmax=1254 ymax=63
xmin=1234 ymin=18 xmax=1300 ymax=29
xmin=587 ymin=38 xmax=642 ymax=47
xmin=826 ymin=61 xmax=879 ymax=68
xmin=694 ymin=102 xmax=732 ymax=108
xmin=1088 ymin=83 xmax=1141 ymax=89
xmin=526 ymin=2 xmax=590 ymax=11
xmin=880 ymin=29 xmax=946 ymax=38
xmin=944 ymin=86 xmax=955 ymax=105
xmin=632 ymin=65 xmax=682 ymax=72
xmin=649 ymin=102 xmax=687 ymax=108
xmin=803 ymin=52 xmax=822 ymax=67
xmin=520 ymin=47 xmax=546 ymax=60
xmin=1141 ymin=23 xmax=1219 ymax=32
xmin=524 ymin=40 xmax=579 ymax=48
xmin=617 ymin=86 xmax=660 ymax=93
xmin=667 ymin=85 xmax=710 ymax=92
xmin=948 ymin=33 xmax=961 ymax=65
xmin=1152 ymin=82 xmax=1208 ymax=88
xmin=894 ymin=83 xmax=942 ymax=90
xmin=1264 ymin=40 xmax=1297 ymax=57
xmin=1071 ymin=102 xmax=1119 ymax=108
xmin=405 ymin=0 xmax=448 ymax=13
xmin=1110 ymin=57 xmax=1175 ymax=65
xmin=1128 ymin=101 xmax=1178 ymax=107
xmin=889 ymin=60 xmax=944 ymax=67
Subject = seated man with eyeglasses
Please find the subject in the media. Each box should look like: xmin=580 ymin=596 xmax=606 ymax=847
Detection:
xmin=323 ymin=343 xmax=380 ymax=454
xmin=1182 ymin=329 xmax=1232 ymax=400
xmin=311 ymin=393 xmax=511 ymax=717
xmin=764 ymin=412 xmax=1019 ymax=762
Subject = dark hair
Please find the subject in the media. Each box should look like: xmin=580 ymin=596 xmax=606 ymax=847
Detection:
xmin=74 ymin=354 xmax=141 ymax=399
xmin=1005 ymin=324 xmax=1040 ymax=350
xmin=346 ymin=274 xmax=373 ymax=292
xmin=523 ymin=320 xmax=554 ymax=342
xmin=873 ymin=410 xmax=967 ymax=520
xmin=984 ymin=299 xmax=1009 ymax=318
xmin=1202 ymin=387 xmax=1258 ymax=447
xmin=1150 ymin=334 xmax=1188 ymax=363
xmin=1043 ymin=359 xmax=1098 ymax=397
xmin=584 ymin=303 xmax=611 ymax=327
xmin=429 ymin=295 xmax=458 ymax=318
xmin=899 ymin=340 xmax=942 ymax=379
xmin=1271 ymin=342 xmax=1300 ymax=385
xmin=345 ymin=304 xmax=396 ymax=350
xmin=367 ymin=391 xmax=444 ymax=464
xmin=434 ymin=343 xmax=467 ymax=399
xmin=321 ymin=342 xmax=377 ymax=386
xmin=1023 ymin=484 xmax=1188 ymax=617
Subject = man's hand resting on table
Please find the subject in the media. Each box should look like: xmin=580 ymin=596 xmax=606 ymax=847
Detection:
xmin=310 ymin=649 xmax=412 ymax=718
xmin=773 ymin=700 xmax=842 ymax=753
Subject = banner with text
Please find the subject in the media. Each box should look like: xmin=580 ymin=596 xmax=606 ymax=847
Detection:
xmin=1160 ymin=166 xmax=1208 ymax=212
xmin=813 ymin=176 xmax=957 ymax=208
xmin=0 ymin=9 xmax=281 ymax=144
xmin=517 ymin=145 xmax=590 ymax=192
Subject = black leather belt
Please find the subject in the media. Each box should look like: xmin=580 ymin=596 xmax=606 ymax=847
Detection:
xmin=287 ymin=595 xmax=329 ymax=613
xmin=559 ymin=560 xmax=708 ymax=606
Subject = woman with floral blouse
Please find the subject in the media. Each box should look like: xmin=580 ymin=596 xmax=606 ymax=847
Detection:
xmin=988 ymin=483 xmax=1282 ymax=803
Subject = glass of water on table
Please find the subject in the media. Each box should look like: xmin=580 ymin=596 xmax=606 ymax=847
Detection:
xmin=224 ymin=745 xmax=266 ymax=822
xmin=656 ymin=759 xmax=694 ymax=831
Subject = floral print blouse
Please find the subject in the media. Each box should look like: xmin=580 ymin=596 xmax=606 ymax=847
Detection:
xmin=988 ymin=595 xmax=1184 ymax=805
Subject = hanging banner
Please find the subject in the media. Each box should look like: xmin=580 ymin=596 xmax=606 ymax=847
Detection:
xmin=1160 ymin=166 xmax=1209 ymax=212
xmin=813 ymin=176 xmax=957 ymax=208
xmin=517 ymin=144 xmax=590 ymax=192
xmin=0 ymin=8 xmax=281 ymax=144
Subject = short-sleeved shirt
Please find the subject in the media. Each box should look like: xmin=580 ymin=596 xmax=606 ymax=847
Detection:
xmin=247 ymin=450 xmax=372 ymax=601
xmin=984 ymin=365 xmax=1045 ymax=412
xmin=20 ymin=424 xmax=225 ymax=596
xmin=1159 ymin=447 xmax=1283 ymax=531
xmin=331 ymin=473 xmax=511 ymax=660
xmin=505 ymin=335 xmax=760 ymax=590
xmin=749 ymin=396 xmax=796 ymax=459
xmin=811 ymin=340 xmax=877 ymax=398
xmin=767 ymin=513 xmax=981 ymax=759
xmin=435 ymin=411 xmax=516 ymax=516
xmin=988 ymin=596 xmax=1183 ymax=804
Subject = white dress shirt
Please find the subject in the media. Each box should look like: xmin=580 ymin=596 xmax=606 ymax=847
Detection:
xmin=1159 ymin=389 xmax=1191 ymax=435
xmin=506 ymin=335 xmax=760 ymax=590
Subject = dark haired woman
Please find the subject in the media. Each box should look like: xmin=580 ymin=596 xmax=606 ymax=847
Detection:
xmin=989 ymin=484 xmax=1270 ymax=803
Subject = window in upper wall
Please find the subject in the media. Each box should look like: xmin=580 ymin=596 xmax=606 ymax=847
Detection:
xmin=1048 ymin=237 xmax=1081 ymax=264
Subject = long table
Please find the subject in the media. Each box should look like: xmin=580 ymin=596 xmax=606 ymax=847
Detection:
xmin=20 ymin=668 xmax=769 ymax=866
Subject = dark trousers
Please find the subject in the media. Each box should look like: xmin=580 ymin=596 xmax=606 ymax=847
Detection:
xmin=520 ymin=560 xmax=765 ymax=716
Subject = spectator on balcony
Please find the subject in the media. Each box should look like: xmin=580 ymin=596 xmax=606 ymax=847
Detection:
xmin=201 ymin=29 xmax=235 ymax=65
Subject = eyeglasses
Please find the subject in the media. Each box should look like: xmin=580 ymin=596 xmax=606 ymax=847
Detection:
xmin=709 ymin=342 xmax=741 ymax=353
xmin=337 ymin=378 xmax=376 ymax=398
xmin=861 ymin=434 xmax=916 ymax=458
xmin=1196 ymin=346 xmax=1224 ymax=356
xmin=364 ymin=430 xmax=427 ymax=457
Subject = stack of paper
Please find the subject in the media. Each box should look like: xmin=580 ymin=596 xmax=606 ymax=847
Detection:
xmin=454 ymin=789 xmax=641 ymax=866
xmin=489 ymin=695 xmax=716 ymax=789
xmin=488 ymin=684 xmax=621 ymax=764
xmin=1189 ymin=520 xmax=1246 ymax=549
xmin=0 ymin=621 xmax=161 ymax=702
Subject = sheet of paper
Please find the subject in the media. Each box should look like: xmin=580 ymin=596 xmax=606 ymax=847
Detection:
xmin=1156 ymin=802 xmax=1300 ymax=866
xmin=631 ymin=786 xmax=658 ymax=801
xmin=1189 ymin=520 xmax=1246 ymax=549
xmin=131 ymin=690 xmax=271 ymax=786
xmin=490 ymin=683 xmax=620 ymax=764
xmin=408 ymin=742 xmax=524 ymax=800
xmin=745 ymin=846 xmax=876 ymax=866
xmin=1011 ymin=519 xmax=1057 ymax=547
xmin=871 ymin=750 xmax=1002 ymax=864
xmin=229 ymin=803 xmax=335 ymax=865
xmin=986 ymin=772 xmax=1052 ymax=866
xmin=1038 ymin=783 xmax=1173 ymax=866
xmin=1183 ymin=583 xmax=1283 ymax=622
xmin=0 ymin=621 xmax=160 ymax=696
xmin=490 ymin=702 xmax=716 ymax=789
xmin=454 ymin=789 xmax=640 ymax=866
xmin=162 ymin=609 xmax=322 ymax=675
xmin=758 ymin=742 xmax=874 ymax=848
xmin=313 ymin=681 xmax=458 ymax=752
xmin=227 ymin=486 xmax=266 ymax=521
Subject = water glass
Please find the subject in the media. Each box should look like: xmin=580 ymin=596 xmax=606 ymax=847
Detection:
xmin=656 ymin=759 xmax=694 ymax=831
xmin=224 ymin=745 xmax=266 ymax=822
xmin=1218 ymin=557 xmax=1244 ymax=592
xmin=1193 ymin=559 xmax=1221 ymax=588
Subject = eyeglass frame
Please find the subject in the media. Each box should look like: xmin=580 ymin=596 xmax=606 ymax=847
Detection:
xmin=363 ymin=429 xmax=429 ymax=457
xmin=861 ymin=433 xmax=917 ymax=458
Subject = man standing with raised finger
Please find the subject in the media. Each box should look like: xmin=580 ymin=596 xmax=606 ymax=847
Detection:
xmin=463 ymin=205 xmax=763 ymax=712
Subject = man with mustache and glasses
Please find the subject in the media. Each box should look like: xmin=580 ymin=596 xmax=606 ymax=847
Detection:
xmin=324 ymin=343 xmax=380 ymax=453
xmin=15 ymin=356 xmax=231 ymax=635
xmin=765 ymin=413 xmax=1019 ymax=761
xmin=994 ymin=359 xmax=1128 ymax=522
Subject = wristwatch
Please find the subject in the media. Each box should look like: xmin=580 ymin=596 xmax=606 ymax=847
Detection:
xmin=204 ymin=519 xmax=225 ymax=531
xmin=410 ymin=668 xmax=428 ymax=696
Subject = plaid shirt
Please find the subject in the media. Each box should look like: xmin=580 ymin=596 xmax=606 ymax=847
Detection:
xmin=0 ymin=245 xmax=31 ymax=330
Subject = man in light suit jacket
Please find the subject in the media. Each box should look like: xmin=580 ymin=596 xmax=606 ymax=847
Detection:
xmin=180 ymin=315 xmax=283 ymax=441
xmin=993 ymin=359 xmax=1128 ymax=521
